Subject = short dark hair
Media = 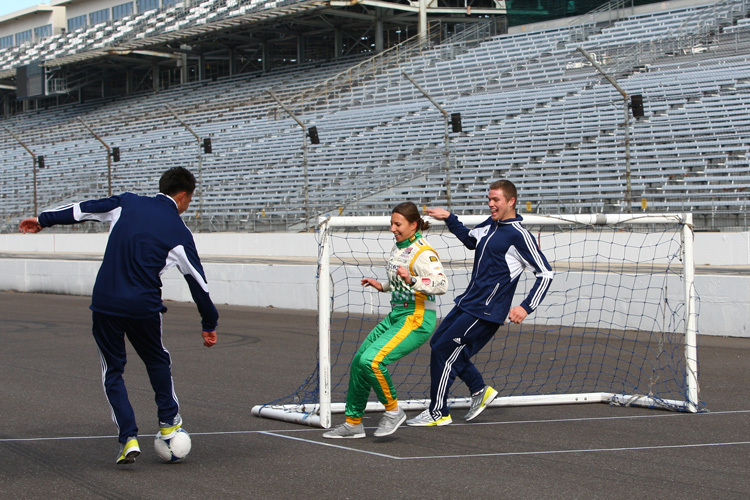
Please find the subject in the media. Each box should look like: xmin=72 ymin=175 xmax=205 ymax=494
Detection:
xmin=159 ymin=167 xmax=196 ymax=196
xmin=392 ymin=201 xmax=430 ymax=231
xmin=489 ymin=179 xmax=517 ymax=208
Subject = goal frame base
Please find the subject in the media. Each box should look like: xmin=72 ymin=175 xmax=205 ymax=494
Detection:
xmin=251 ymin=392 xmax=698 ymax=428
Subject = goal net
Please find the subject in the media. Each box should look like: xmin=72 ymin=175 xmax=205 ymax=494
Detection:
xmin=251 ymin=213 xmax=700 ymax=427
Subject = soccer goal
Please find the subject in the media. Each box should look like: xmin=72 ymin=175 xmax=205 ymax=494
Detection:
xmin=251 ymin=213 xmax=700 ymax=428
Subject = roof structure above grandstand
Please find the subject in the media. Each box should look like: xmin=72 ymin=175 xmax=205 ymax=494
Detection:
xmin=0 ymin=0 xmax=506 ymax=100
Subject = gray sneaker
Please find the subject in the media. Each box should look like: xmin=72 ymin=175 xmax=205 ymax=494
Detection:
xmin=465 ymin=385 xmax=498 ymax=421
xmin=373 ymin=408 xmax=406 ymax=437
xmin=322 ymin=422 xmax=366 ymax=439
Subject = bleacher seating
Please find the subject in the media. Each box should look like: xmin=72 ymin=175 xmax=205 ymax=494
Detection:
xmin=2 ymin=0 xmax=750 ymax=232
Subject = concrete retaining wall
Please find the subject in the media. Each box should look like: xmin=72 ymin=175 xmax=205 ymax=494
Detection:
xmin=0 ymin=231 xmax=747 ymax=337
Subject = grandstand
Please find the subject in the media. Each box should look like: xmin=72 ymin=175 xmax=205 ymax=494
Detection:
xmin=1 ymin=0 xmax=749 ymax=232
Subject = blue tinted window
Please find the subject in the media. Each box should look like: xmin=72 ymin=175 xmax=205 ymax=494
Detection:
xmin=34 ymin=24 xmax=53 ymax=40
xmin=68 ymin=15 xmax=87 ymax=32
xmin=137 ymin=0 xmax=160 ymax=12
xmin=15 ymin=30 xmax=32 ymax=45
xmin=112 ymin=2 xmax=134 ymax=21
xmin=89 ymin=9 xmax=110 ymax=25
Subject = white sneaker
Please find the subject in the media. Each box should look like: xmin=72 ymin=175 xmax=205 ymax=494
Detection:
xmin=405 ymin=409 xmax=452 ymax=427
xmin=374 ymin=408 xmax=406 ymax=437
xmin=322 ymin=422 xmax=366 ymax=439
xmin=465 ymin=385 xmax=498 ymax=421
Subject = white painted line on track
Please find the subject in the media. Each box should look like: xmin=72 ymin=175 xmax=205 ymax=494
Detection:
xmin=2 ymin=409 xmax=748 ymax=453
xmin=0 ymin=429 xmax=288 ymax=442
xmin=461 ymin=408 xmax=750 ymax=427
xmin=252 ymin=410 xmax=750 ymax=460
xmin=0 ymin=435 xmax=115 ymax=442
xmin=4 ymin=433 xmax=748 ymax=461
xmin=257 ymin=431 xmax=399 ymax=459
xmin=253 ymin=431 xmax=750 ymax=460
xmin=390 ymin=441 xmax=750 ymax=460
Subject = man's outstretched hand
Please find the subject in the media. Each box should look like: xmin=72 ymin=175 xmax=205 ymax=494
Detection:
xmin=425 ymin=208 xmax=451 ymax=220
xmin=202 ymin=330 xmax=217 ymax=347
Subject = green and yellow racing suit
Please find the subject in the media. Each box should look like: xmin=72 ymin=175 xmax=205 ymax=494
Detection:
xmin=345 ymin=231 xmax=448 ymax=425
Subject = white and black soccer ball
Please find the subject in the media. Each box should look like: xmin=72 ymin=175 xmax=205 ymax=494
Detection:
xmin=154 ymin=428 xmax=192 ymax=463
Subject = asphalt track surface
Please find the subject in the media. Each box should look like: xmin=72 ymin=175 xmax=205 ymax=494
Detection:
xmin=2 ymin=291 xmax=749 ymax=499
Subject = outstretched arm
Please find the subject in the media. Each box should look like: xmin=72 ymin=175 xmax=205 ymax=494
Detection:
xmin=427 ymin=207 xmax=479 ymax=250
xmin=22 ymin=196 xmax=126 ymax=234
xmin=425 ymin=207 xmax=451 ymax=220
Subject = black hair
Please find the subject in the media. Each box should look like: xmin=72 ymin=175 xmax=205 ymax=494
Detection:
xmin=159 ymin=167 xmax=196 ymax=196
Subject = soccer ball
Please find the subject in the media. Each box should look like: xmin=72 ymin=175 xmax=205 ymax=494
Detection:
xmin=154 ymin=428 xmax=192 ymax=462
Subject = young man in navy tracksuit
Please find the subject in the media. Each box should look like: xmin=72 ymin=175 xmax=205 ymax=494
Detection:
xmin=407 ymin=180 xmax=553 ymax=426
xmin=19 ymin=166 xmax=218 ymax=464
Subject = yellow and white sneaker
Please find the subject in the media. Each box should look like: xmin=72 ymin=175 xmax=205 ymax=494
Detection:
xmin=158 ymin=413 xmax=183 ymax=440
xmin=405 ymin=409 xmax=452 ymax=427
xmin=116 ymin=437 xmax=141 ymax=465
xmin=465 ymin=385 xmax=498 ymax=421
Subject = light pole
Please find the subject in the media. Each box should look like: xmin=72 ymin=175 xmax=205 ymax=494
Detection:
xmin=166 ymin=104 xmax=210 ymax=230
xmin=267 ymin=90 xmax=317 ymax=229
xmin=576 ymin=47 xmax=633 ymax=213
xmin=77 ymin=117 xmax=118 ymax=197
xmin=402 ymin=71 xmax=461 ymax=211
xmin=5 ymin=127 xmax=41 ymax=215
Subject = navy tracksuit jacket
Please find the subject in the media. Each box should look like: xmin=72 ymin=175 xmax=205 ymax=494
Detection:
xmin=429 ymin=212 xmax=553 ymax=417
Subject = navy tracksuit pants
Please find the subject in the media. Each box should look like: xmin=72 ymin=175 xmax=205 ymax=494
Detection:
xmin=428 ymin=307 xmax=501 ymax=418
xmin=92 ymin=311 xmax=179 ymax=444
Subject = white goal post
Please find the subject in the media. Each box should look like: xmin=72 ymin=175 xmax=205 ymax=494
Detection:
xmin=252 ymin=213 xmax=700 ymax=428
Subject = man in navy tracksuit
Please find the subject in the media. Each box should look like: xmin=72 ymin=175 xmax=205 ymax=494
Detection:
xmin=407 ymin=180 xmax=553 ymax=426
xmin=19 ymin=167 xmax=218 ymax=464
